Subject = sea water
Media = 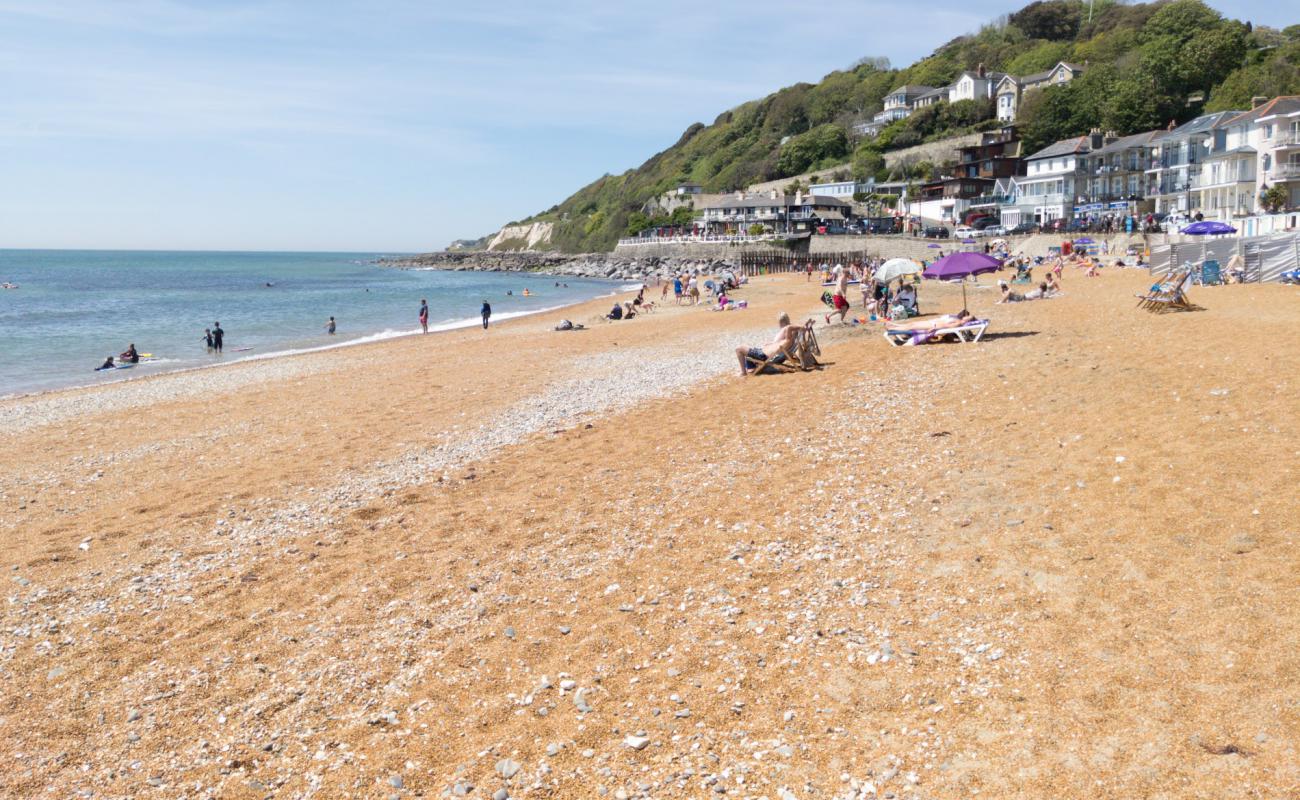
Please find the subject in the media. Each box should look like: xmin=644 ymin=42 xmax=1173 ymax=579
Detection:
xmin=0 ymin=250 xmax=624 ymax=397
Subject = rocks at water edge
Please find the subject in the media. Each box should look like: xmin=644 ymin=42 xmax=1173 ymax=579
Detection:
xmin=380 ymin=251 xmax=749 ymax=283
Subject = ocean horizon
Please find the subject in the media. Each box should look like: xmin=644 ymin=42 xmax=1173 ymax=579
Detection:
xmin=0 ymin=249 xmax=623 ymax=397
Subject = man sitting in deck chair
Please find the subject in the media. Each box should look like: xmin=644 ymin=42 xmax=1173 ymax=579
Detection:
xmin=737 ymin=313 xmax=802 ymax=376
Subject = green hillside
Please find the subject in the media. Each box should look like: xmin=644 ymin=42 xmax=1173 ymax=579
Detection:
xmin=516 ymin=0 xmax=1300 ymax=253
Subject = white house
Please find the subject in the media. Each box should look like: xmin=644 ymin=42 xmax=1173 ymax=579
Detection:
xmin=809 ymin=179 xmax=873 ymax=199
xmin=1002 ymin=135 xmax=1092 ymax=226
xmin=1146 ymin=110 xmax=1242 ymax=215
xmin=1251 ymin=96 xmax=1300 ymax=213
xmin=947 ymin=66 xmax=1005 ymax=104
xmin=993 ymin=62 xmax=1085 ymax=123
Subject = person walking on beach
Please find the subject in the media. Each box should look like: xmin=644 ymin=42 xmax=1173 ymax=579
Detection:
xmin=325 ymin=316 xmax=336 ymax=335
xmin=419 ymin=299 xmax=429 ymax=333
xmin=481 ymin=300 xmax=492 ymax=329
xmin=212 ymin=322 xmax=224 ymax=353
xmin=824 ymin=268 xmax=850 ymax=325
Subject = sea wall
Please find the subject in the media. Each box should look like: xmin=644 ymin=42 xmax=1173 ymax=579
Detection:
xmin=390 ymin=231 xmax=1155 ymax=282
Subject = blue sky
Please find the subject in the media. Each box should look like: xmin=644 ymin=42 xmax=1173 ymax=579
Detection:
xmin=0 ymin=0 xmax=1289 ymax=252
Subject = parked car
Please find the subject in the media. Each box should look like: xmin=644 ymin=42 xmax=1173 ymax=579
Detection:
xmin=1162 ymin=213 xmax=1191 ymax=233
xmin=953 ymin=226 xmax=981 ymax=239
xmin=970 ymin=216 xmax=999 ymax=230
xmin=1008 ymin=222 xmax=1039 ymax=235
xmin=982 ymin=224 xmax=1008 ymax=237
xmin=923 ymin=226 xmax=950 ymax=238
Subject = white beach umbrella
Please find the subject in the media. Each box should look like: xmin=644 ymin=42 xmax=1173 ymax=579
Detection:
xmin=873 ymin=258 xmax=922 ymax=284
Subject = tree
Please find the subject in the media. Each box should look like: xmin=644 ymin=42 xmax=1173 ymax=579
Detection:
xmin=669 ymin=205 xmax=695 ymax=226
xmin=747 ymin=223 xmax=767 ymax=236
xmin=1009 ymin=0 xmax=1082 ymax=41
xmin=625 ymin=211 xmax=651 ymax=236
xmin=1260 ymin=184 xmax=1288 ymax=213
xmin=851 ymin=143 xmax=885 ymax=181
xmin=776 ymin=124 xmax=849 ymax=176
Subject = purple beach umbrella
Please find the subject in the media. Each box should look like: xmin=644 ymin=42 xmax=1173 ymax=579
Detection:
xmin=1074 ymin=237 xmax=1094 ymax=244
xmin=1181 ymin=220 xmax=1236 ymax=235
xmin=927 ymin=243 xmax=942 ymax=248
xmin=922 ymin=251 xmax=1003 ymax=310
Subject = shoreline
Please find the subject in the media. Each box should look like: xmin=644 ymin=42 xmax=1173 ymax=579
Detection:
xmin=0 ymin=282 xmax=635 ymax=405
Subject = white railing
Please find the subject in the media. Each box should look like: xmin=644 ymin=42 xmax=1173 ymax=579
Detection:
xmin=1271 ymin=163 xmax=1300 ymax=179
xmin=616 ymin=233 xmax=792 ymax=246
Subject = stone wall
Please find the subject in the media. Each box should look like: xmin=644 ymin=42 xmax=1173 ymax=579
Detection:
xmin=882 ymin=133 xmax=983 ymax=170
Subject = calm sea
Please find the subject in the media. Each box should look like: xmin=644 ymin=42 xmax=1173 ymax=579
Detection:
xmin=0 ymin=250 xmax=623 ymax=397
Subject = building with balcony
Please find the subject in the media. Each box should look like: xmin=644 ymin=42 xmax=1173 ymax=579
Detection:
xmin=1078 ymin=129 xmax=1166 ymax=213
xmin=1250 ymin=96 xmax=1300 ymax=212
xmin=1146 ymin=110 xmax=1243 ymax=215
xmin=1001 ymin=134 xmax=1096 ymax=226
xmin=697 ymin=191 xmax=851 ymax=234
xmin=955 ymin=125 xmax=1025 ymax=180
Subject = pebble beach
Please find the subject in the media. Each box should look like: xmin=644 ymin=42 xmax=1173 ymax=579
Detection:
xmin=1 ymin=270 xmax=1297 ymax=799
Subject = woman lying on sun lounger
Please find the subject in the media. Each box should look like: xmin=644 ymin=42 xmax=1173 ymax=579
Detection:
xmin=884 ymin=309 xmax=974 ymax=331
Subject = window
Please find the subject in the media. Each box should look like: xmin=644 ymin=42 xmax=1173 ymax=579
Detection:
xmin=1264 ymin=124 xmax=1274 ymax=139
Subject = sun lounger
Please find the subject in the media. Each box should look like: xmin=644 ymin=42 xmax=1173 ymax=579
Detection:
xmin=884 ymin=318 xmax=989 ymax=346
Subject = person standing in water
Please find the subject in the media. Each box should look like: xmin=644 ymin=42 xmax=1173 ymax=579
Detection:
xmin=480 ymin=300 xmax=492 ymax=329
xmin=418 ymin=299 xmax=429 ymax=333
xmin=325 ymin=316 xmax=336 ymax=335
xmin=202 ymin=328 xmax=214 ymax=351
xmin=212 ymin=322 xmax=224 ymax=353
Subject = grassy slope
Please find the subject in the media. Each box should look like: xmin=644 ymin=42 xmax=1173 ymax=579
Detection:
xmin=512 ymin=0 xmax=1299 ymax=253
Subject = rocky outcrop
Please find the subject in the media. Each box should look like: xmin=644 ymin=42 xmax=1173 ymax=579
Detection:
xmin=381 ymin=251 xmax=747 ymax=282
xmin=486 ymin=222 xmax=553 ymax=251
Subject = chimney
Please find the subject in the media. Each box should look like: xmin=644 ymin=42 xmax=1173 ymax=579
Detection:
xmin=769 ymin=189 xmax=778 ymax=200
xmin=1089 ymin=128 xmax=1104 ymax=150
xmin=735 ymin=191 xmax=744 ymax=201
xmin=795 ymin=190 xmax=804 ymax=205
xmin=1251 ymin=96 xmax=1268 ymax=109
xmin=977 ymin=63 xmax=986 ymax=78
xmin=1104 ymin=130 xmax=1119 ymax=145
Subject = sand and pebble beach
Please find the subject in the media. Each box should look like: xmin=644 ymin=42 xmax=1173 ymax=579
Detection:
xmin=1 ymin=269 xmax=1297 ymax=799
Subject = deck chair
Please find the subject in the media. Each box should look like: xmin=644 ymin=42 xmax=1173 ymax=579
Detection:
xmin=1198 ymin=260 xmax=1222 ymax=286
xmin=745 ymin=321 xmax=822 ymax=374
xmin=1135 ymin=269 xmax=1189 ymax=311
xmin=1142 ymin=271 xmax=1194 ymax=313
xmin=884 ymin=318 xmax=989 ymax=346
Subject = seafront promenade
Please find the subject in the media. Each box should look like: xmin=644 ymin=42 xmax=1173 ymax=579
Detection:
xmin=2 ymin=267 xmax=1296 ymax=798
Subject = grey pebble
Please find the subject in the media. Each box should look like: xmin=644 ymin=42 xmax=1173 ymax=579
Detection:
xmin=389 ymin=775 xmax=403 ymax=789
xmin=495 ymin=758 xmax=521 ymax=779
xmin=559 ymin=626 xmax=571 ymax=635
xmin=493 ymin=789 xmax=509 ymax=800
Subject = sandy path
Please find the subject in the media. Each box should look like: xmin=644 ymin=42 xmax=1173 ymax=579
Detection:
xmin=1 ymin=270 xmax=1296 ymax=799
